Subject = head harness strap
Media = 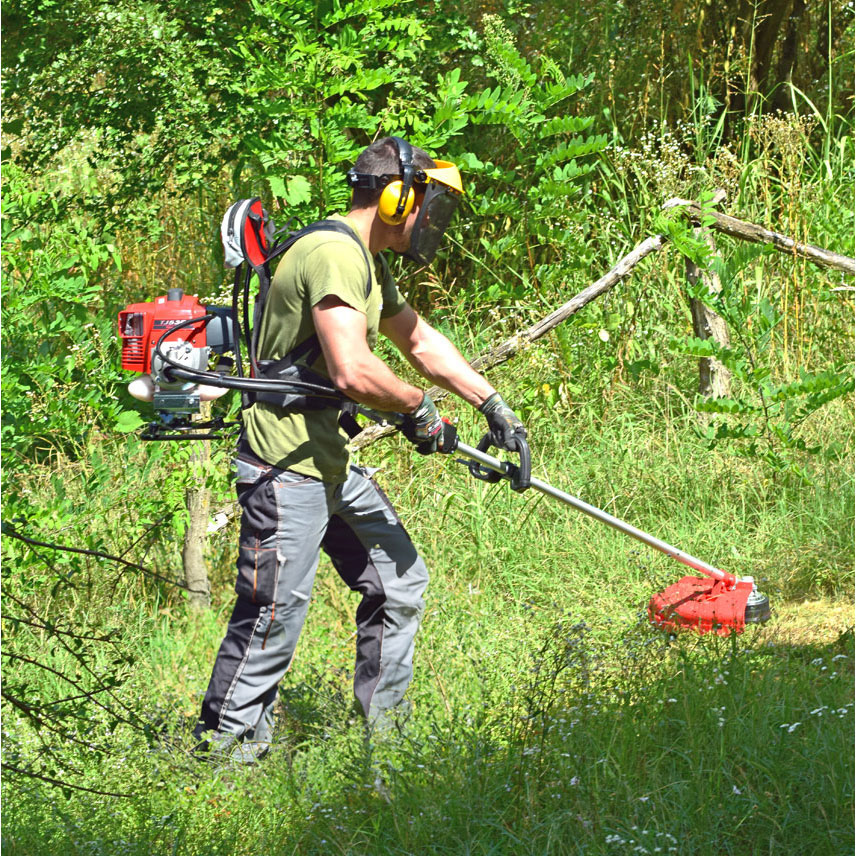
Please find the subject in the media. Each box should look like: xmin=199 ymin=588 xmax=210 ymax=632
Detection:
xmin=389 ymin=136 xmax=415 ymax=219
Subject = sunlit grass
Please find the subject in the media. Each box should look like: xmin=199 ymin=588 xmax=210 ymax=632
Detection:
xmin=3 ymin=377 xmax=853 ymax=854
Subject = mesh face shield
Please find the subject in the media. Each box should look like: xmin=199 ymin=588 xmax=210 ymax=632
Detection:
xmin=404 ymin=182 xmax=461 ymax=265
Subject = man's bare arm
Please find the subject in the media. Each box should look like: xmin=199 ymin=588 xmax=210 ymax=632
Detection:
xmin=311 ymin=296 xmax=423 ymax=412
xmin=379 ymin=304 xmax=495 ymax=407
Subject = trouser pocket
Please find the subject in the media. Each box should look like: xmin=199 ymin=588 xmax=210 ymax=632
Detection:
xmin=234 ymin=457 xmax=280 ymax=605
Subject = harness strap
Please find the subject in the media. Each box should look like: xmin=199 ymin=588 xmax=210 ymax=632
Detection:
xmin=250 ymin=219 xmax=376 ymax=419
xmin=255 ymin=219 xmax=375 ymax=376
xmin=337 ymin=403 xmax=364 ymax=439
xmin=267 ymin=218 xmax=375 ymax=297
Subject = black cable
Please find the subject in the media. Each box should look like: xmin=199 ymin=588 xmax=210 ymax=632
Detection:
xmin=152 ymin=314 xmax=347 ymax=401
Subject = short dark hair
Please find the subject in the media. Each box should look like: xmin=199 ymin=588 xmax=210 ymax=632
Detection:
xmin=350 ymin=137 xmax=435 ymax=210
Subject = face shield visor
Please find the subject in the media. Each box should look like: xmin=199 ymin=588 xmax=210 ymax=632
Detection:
xmin=404 ymin=160 xmax=463 ymax=266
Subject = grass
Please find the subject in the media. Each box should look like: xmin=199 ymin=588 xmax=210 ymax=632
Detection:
xmin=2 ymin=68 xmax=853 ymax=856
xmin=3 ymin=602 xmax=852 ymax=854
xmin=2 ymin=377 xmax=853 ymax=855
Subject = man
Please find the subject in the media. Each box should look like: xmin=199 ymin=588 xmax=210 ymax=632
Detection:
xmin=194 ymin=137 xmax=526 ymax=762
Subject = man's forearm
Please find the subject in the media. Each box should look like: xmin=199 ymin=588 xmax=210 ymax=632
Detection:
xmin=402 ymin=325 xmax=494 ymax=407
xmin=329 ymin=351 xmax=424 ymax=413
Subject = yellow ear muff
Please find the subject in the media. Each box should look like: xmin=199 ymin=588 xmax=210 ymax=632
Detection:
xmin=378 ymin=180 xmax=415 ymax=225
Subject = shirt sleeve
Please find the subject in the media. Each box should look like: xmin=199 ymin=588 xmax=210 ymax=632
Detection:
xmin=303 ymin=239 xmax=371 ymax=314
xmin=376 ymin=253 xmax=408 ymax=319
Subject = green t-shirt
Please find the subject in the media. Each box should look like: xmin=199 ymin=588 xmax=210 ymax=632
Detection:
xmin=244 ymin=214 xmax=408 ymax=482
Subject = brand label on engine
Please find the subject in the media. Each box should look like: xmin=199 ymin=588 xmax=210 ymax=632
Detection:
xmin=153 ymin=319 xmax=194 ymax=329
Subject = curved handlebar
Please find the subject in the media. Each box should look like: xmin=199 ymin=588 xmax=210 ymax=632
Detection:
xmin=467 ymin=432 xmax=531 ymax=492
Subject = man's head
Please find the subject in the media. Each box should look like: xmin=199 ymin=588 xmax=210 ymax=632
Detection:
xmin=349 ymin=137 xmax=436 ymax=216
xmin=347 ymin=136 xmax=464 ymax=265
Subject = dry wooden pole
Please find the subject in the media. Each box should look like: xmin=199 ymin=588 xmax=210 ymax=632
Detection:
xmin=182 ymin=403 xmax=212 ymax=610
xmin=503 ymin=236 xmax=668 ymax=358
xmin=663 ymin=198 xmax=856 ymax=276
xmin=683 ymin=191 xmax=732 ymax=399
xmin=686 ymin=234 xmax=732 ymax=399
xmin=352 ymin=234 xmax=668 ymax=449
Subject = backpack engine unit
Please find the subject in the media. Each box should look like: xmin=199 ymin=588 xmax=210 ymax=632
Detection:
xmin=117 ymin=200 xmax=369 ymax=440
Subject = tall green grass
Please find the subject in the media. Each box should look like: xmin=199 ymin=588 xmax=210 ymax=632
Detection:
xmin=3 ymin=379 xmax=853 ymax=854
xmin=4 ymin=591 xmax=852 ymax=855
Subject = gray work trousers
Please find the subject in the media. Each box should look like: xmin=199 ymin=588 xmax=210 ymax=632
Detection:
xmin=195 ymin=449 xmax=428 ymax=755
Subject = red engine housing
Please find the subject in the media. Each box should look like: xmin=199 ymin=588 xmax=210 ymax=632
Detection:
xmin=118 ymin=291 xmax=209 ymax=373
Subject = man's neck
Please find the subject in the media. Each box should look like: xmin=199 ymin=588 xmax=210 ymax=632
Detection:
xmin=344 ymin=208 xmax=386 ymax=256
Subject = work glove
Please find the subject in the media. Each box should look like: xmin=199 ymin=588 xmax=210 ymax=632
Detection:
xmin=399 ymin=393 xmax=458 ymax=455
xmin=479 ymin=392 xmax=527 ymax=452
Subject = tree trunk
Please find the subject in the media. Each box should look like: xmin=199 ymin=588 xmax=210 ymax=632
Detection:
xmin=685 ymin=230 xmax=732 ymax=399
xmin=182 ymin=405 xmax=212 ymax=610
xmin=750 ymin=0 xmax=792 ymax=98
xmin=771 ymin=0 xmax=806 ymax=112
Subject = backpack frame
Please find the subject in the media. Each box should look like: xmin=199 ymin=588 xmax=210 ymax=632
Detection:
xmin=220 ymin=198 xmax=374 ymax=413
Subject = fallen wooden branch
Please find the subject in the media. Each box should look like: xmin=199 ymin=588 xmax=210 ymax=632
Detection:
xmin=662 ymin=198 xmax=856 ymax=276
xmin=352 ymin=234 xmax=668 ymax=449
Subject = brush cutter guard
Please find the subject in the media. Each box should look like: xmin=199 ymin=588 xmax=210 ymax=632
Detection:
xmin=648 ymin=577 xmax=753 ymax=636
xmin=359 ymin=407 xmax=770 ymax=636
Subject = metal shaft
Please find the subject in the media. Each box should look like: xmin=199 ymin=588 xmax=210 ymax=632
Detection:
xmin=456 ymin=441 xmax=737 ymax=586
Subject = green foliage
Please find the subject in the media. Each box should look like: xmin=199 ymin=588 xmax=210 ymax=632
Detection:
xmin=3 ymin=367 xmax=854 ymax=851
xmin=228 ymin=0 xmax=433 ymax=219
xmin=1 ymin=3 xmax=852 ymax=851
xmin=510 ymin=0 xmax=854 ymax=142
xmin=226 ymin=0 xmax=607 ymax=309
xmin=663 ymin=232 xmax=855 ymax=472
xmin=3 ymin=0 xmax=245 ymax=231
xmin=416 ymin=15 xmax=607 ymax=310
xmin=3 ymin=596 xmax=853 ymax=853
xmin=1 ymin=165 xmax=130 ymax=468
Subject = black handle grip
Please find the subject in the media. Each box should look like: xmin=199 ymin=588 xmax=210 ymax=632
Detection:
xmin=511 ymin=435 xmax=531 ymax=492
xmin=467 ymin=433 xmax=505 ymax=482
xmin=467 ymin=432 xmax=531 ymax=491
xmin=358 ymin=408 xmax=531 ymax=491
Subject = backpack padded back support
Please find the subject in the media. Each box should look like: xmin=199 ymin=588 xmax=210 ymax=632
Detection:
xmin=221 ymin=198 xmax=269 ymax=272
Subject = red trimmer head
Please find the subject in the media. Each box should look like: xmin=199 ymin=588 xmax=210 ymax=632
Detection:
xmin=648 ymin=576 xmax=770 ymax=636
xmin=401 ymin=428 xmax=774 ymax=637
